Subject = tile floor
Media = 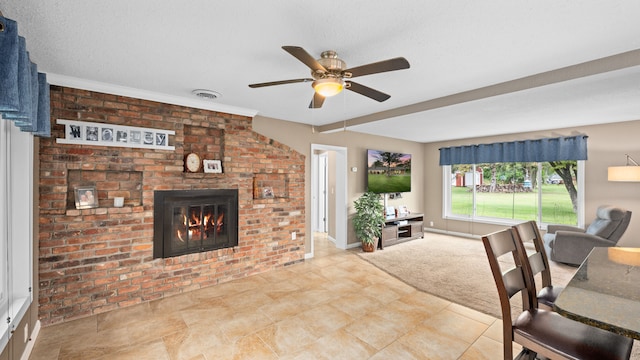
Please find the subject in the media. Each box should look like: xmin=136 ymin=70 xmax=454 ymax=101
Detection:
xmin=29 ymin=234 xmax=517 ymax=359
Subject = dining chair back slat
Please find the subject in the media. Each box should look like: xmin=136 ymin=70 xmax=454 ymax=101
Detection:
xmin=527 ymin=251 xmax=545 ymax=276
xmin=513 ymin=220 xmax=559 ymax=309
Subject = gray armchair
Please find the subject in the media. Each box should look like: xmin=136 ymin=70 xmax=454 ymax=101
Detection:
xmin=543 ymin=205 xmax=632 ymax=266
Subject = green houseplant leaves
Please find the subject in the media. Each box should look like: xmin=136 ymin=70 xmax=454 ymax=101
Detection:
xmin=353 ymin=191 xmax=385 ymax=250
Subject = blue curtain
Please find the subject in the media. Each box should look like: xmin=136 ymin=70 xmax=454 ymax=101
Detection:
xmin=439 ymin=135 xmax=588 ymax=165
xmin=0 ymin=15 xmax=50 ymax=137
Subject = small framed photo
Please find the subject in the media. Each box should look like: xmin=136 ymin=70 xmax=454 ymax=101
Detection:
xmin=116 ymin=130 xmax=128 ymax=143
xmin=155 ymin=132 xmax=167 ymax=146
xmin=143 ymin=131 xmax=154 ymax=145
xmin=130 ymin=130 xmax=141 ymax=144
xmin=203 ymin=159 xmax=222 ymax=173
xmin=74 ymin=186 xmax=99 ymax=209
xmin=86 ymin=126 xmax=99 ymax=141
xmin=68 ymin=124 xmax=83 ymax=140
xmin=398 ymin=205 xmax=409 ymax=216
xmin=101 ymin=127 xmax=114 ymax=142
xmin=385 ymin=206 xmax=396 ymax=219
xmin=262 ymin=187 xmax=274 ymax=198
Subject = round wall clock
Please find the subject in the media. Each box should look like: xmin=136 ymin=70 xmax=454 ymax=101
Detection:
xmin=185 ymin=153 xmax=201 ymax=172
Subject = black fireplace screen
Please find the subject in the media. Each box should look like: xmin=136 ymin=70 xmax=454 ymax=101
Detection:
xmin=153 ymin=189 xmax=238 ymax=258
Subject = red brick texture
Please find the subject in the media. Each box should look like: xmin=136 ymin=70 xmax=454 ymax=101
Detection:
xmin=38 ymin=86 xmax=305 ymax=326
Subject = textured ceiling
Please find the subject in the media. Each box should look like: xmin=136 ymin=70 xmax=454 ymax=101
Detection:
xmin=3 ymin=1 xmax=640 ymax=142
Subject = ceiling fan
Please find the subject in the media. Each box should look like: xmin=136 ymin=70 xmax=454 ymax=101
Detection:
xmin=248 ymin=46 xmax=410 ymax=108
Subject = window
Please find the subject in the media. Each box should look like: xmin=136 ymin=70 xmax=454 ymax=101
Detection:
xmin=0 ymin=119 xmax=33 ymax=349
xmin=444 ymin=161 xmax=584 ymax=227
xmin=439 ymin=136 xmax=587 ymax=228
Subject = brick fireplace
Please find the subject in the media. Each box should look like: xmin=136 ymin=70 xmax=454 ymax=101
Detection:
xmin=38 ymin=86 xmax=305 ymax=326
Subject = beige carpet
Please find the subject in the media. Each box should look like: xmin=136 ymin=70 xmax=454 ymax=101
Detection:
xmin=356 ymin=232 xmax=578 ymax=318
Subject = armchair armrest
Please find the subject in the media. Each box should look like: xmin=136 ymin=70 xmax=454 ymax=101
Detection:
xmin=546 ymin=224 xmax=585 ymax=234
xmin=554 ymin=231 xmax=617 ymax=247
xmin=550 ymin=231 xmax=617 ymax=265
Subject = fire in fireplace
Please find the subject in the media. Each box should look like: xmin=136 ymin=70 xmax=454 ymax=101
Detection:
xmin=153 ymin=189 xmax=238 ymax=258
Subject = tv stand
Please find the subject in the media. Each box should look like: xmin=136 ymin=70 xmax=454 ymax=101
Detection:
xmin=379 ymin=213 xmax=424 ymax=249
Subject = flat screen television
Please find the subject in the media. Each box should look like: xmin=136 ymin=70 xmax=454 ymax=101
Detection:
xmin=367 ymin=149 xmax=412 ymax=194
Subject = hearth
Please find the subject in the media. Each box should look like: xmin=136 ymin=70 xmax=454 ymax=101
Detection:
xmin=153 ymin=189 xmax=238 ymax=258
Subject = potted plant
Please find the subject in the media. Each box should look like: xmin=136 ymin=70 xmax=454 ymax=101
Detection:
xmin=353 ymin=191 xmax=385 ymax=252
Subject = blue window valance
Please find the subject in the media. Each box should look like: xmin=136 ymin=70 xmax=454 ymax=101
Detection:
xmin=439 ymin=135 xmax=588 ymax=165
xmin=0 ymin=15 xmax=50 ymax=137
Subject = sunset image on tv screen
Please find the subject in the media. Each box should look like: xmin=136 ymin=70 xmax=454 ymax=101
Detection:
xmin=367 ymin=149 xmax=411 ymax=194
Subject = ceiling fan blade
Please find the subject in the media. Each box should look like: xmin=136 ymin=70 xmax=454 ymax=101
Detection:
xmin=248 ymin=78 xmax=313 ymax=88
xmin=282 ymin=46 xmax=327 ymax=73
xmin=346 ymin=81 xmax=391 ymax=102
xmin=309 ymin=92 xmax=325 ymax=109
xmin=344 ymin=57 xmax=410 ymax=78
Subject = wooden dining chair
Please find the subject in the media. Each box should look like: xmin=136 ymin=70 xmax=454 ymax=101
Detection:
xmin=512 ymin=220 xmax=563 ymax=310
xmin=482 ymin=228 xmax=633 ymax=360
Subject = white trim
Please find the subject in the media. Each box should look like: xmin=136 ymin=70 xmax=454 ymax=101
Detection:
xmin=20 ymin=320 xmax=40 ymax=360
xmin=315 ymin=153 xmax=328 ymax=233
xmin=0 ymin=120 xmax=7 ymax=351
xmin=46 ymin=73 xmax=259 ymax=118
xmin=311 ymin=144 xmax=348 ymax=254
xmin=346 ymin=242 xmax=362 ymax=249
xmin=442 ymin=168 xmax=450 ymax=222
xmin=577 ymin=160 xmax=586 ymax=228
xmin=0 ymin=121 xmax=34 ymax=355
xmin=310 ymin=152 xmax=318 ymax=257
xmin=424 ymin=228 xmax=481 ymax=240
xmin=442 ymin=163 xmax=585 ymax=228
xmin=306 ymin=234 xmax=352 ymax=257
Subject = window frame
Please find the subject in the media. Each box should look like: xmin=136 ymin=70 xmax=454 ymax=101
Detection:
xmin=0 ymin=119 xmax=34 ymax=350
xmin=442 ymin=161 xmax=585 ymax=229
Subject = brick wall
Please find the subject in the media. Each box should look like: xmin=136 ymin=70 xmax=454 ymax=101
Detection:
xmin=38 ymin=87 xmax=305 ymax=326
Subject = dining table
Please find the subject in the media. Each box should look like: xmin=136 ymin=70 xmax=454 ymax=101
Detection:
xmin=553 ymin=246 xmax=640 ymax=340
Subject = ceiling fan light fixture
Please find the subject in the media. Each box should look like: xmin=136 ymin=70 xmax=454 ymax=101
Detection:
xmin=312 ymin=78 xmax=344 ymax=97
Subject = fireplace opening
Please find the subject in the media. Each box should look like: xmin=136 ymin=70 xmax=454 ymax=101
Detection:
xmin=153 ymin=189 xmax=238 ymax=258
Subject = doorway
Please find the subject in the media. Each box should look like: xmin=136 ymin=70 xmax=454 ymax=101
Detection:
xmin=310 ymin=144 xmax=347 ymax=257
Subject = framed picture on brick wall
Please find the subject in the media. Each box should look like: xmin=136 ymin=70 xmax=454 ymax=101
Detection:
xmin=74 ymin=185 xmax=99 ymax=209
xmin=57 ymin=119 xmax=175 ymax=151
xmin=262 ymin=187 xmax=274 ymax=198
xmin=203 ymin=159 xmax=222 ymax=173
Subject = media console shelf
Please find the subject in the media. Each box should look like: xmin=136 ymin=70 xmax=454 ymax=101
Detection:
xmin=380 ymin=213 xmax=424 ymax=249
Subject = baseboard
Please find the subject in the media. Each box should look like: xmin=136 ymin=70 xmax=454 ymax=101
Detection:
xmin=20 ymin=320 xmax=40 ymax=360
xmin=423 ymin=228 xmax=481 ymax=240
xmin=305 ymin=233 xmax=343 ymax=259
xmin=423 ymin=228 xmax=536 ymax=249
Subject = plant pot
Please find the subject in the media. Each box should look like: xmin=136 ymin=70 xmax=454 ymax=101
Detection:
xmin=362 ymin=237 xmax=379 ymax=253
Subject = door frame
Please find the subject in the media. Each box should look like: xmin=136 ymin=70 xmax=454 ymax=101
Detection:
xmin=314 ymin=152 xmax=328 ymax=233
xmin=310 ymin=144 xmax=347 ymax=257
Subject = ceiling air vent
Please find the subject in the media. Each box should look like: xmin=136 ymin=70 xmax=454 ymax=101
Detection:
xmin=192 ymin=89 xmax=222 ymax=100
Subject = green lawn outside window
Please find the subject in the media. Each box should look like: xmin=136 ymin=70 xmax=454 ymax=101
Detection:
xmin=451 ymin=184 xmax=577 ymax=224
